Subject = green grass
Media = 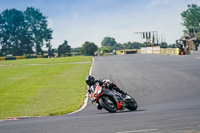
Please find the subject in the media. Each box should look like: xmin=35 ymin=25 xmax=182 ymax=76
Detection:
xmin=0 ymin=56 xmax=91 ymax=65
xmin=0 ymin=56 xmax=92 ymax=119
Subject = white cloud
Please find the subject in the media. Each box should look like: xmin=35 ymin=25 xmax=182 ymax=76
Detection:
xmin=47 ymin=18 xmax=54 ymax=28
xmin=41 ymin=0 xmax=200 ymax=48
xmin=148 ymin=0 xmax=170 ymax=7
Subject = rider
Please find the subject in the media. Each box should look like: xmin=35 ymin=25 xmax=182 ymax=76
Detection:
xmin=85 ymin=75 xmax=127 ymax=97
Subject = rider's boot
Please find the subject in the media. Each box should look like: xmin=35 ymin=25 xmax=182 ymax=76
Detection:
xmin=121 ymin=91 xmax=127 ymax=98
xmin=114 ymin=87 xmax=127 ymax=98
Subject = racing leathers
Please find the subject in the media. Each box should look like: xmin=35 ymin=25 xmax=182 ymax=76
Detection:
xmin=88 ymin=79 xmax=127 ymax=96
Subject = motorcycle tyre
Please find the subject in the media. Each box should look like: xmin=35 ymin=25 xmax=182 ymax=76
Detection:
xmin=99 ymin=96 xmax=117 ymax=113
xmin=126 ymin=96 xmax=138 ymax=111
xmin=96 ymin=103 xmax=103 ymax=110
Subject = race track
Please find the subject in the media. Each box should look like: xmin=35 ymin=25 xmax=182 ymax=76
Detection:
xmin=1 ymin=54 xmax=200 ymax=133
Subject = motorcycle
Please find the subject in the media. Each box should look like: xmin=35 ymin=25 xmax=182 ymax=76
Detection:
xmin=89 ymin=83 xmax=138 ymax=113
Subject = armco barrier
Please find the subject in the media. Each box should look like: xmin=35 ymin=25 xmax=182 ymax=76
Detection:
xmin=160 ymin=48 xmax=166 ymax=55
xmin=0 ymin=57 xmax=5 ymax=61
xmin=152 ymin=46 xmax=160 ymax=54
xmin=37 ymin=55 xmax=43 ymax=58
xmin=16 ymin=56 xmax=26 ymax=60
xmin=141 ymin=47 xmax=160 ymax=54
xmin=141 ymin=47 xmax=179 ymax=55
xmin=141 ymin=47 xmax=146 ymax=54
xmin=5 ymin=56 xmax=16 ymax=60
xmin=165 ymin=48 xmax=179 ymax=55
xmin=175 ymin=48 xmax=179 ymax=55
xmin=116 ymin=49 xmax=138 ymax=55
xmin=146 ymin=47 xmax=153 ymax=54
xmin=137 ymin=49 xmax=141 ymax=54
xmin=26 ymin=56 xmax=37 ymax=59
xmin=0 ymin=55 xmax=46 ymax=61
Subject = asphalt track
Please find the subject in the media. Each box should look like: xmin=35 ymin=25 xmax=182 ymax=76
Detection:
xmin=1 ymin=54 xmax=200 ymax=133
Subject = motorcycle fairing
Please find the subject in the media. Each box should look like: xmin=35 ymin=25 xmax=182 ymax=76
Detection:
xmin=100 ymin=89 xmax=124 ymax=110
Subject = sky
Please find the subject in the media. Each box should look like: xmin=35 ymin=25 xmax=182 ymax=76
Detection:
xmin=0 ymin=0 xmax=200 ymax=49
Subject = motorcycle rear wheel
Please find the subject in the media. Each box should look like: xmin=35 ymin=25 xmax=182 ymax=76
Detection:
xmin=99 ymin=96 xmax=117 ymax=113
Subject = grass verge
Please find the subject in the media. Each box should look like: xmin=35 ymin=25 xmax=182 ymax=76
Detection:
xmin=0 ymin=56 xmax=92 ymax=119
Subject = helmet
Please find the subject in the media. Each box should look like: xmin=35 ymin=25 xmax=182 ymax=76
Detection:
xmin=86 ymin=75 xmax=95 ymax=86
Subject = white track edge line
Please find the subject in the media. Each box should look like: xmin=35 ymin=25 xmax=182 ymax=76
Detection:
xmin=116 ymin=129 xmax=158 ymax=133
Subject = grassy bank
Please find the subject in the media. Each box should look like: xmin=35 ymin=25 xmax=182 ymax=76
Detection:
xmin=0 ymin=56 xmax=92 ymax=119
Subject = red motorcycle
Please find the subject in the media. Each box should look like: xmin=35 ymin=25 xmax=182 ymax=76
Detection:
xmin=90 ymin=83 xmax=138 ymax=113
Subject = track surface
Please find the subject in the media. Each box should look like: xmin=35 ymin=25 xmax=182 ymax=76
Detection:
xmin=1 ymin=54 xmax=200 ymax=133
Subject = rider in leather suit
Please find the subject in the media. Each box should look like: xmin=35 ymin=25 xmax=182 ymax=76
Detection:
xmin=86 ymin=75 xmax=127 ymax=96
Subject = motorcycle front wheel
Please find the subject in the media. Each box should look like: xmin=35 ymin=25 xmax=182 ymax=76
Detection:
xmin=125 ymin=95 xmax=138 ymax=111
xmin=99 ymin=96 xmax=117 ymax=113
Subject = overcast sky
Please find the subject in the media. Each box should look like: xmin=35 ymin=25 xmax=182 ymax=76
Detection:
xmin=0 ymin=0 xmax=200 ymax=49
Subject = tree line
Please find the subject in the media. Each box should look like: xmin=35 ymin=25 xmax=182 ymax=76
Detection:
xmin=80 ymin=37 xmax=177 ymax=56
xmin=1 ymin=3 xmax=198 ymax=57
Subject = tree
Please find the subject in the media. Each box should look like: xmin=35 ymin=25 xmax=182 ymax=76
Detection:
xmin=46 ymin=42 xmax=54 ymax=57
xmin=71 ymin=47 xmax=82 ymax=56
xmin=101 ymin=37 xmax=117 ymax=47
xmin=123 ymin=42 xmax=145 ymax=49
xmin=58 ymin=40 xmax=71 ymax=57
xmin=183 ymin=29 xmax=189 ymax=36
xmin=98 ymin=46 xmax=111 ymax=55
xmin=71 ymin=47 xmax=82 ymax=52
xmin=0 ymin=9 xmax=33 ymax=56
xmin=160 ymin=42 xmax=168 ymax=48
xmin=111 ymin=43 xmax=123 ymax=50
xmin=0 ymin=7 xmax=52 ymax=56
xmin=24 ymin=7 xmax=53 ymax=55
xmin=181 ymin=4 xmax=200 ymax=27
xmin=81 ymin=41 xmax=98 ymax=56
xmin=168 ymin=44 xmax=176 ymax=48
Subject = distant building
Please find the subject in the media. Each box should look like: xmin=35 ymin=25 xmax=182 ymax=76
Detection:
xmin=183 ymin=26 xmax=200 ymax=51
